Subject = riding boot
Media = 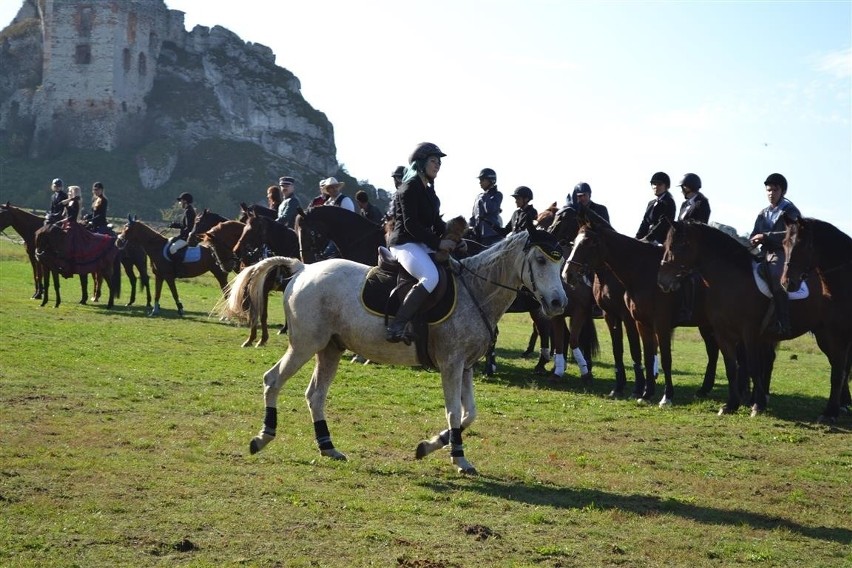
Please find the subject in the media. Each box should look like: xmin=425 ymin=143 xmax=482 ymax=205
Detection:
xmin=772 ymin=290 xmax=791 ymax=336
xmin=386 ymin=283 xmax=431 ymax=344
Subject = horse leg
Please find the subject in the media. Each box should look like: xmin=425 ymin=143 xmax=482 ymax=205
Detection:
xmin=522 ymin=324 xmax=538 ymax=358
xmin=52 ymin=269 xmax=61 ymax=308
xmin=164 ymin=278 xmax=183 ymax=316
xmin=714 ymin=333 xmax=745 ymax=415
xmin=657 ymin=328 xmax=674 ymax=407
xmin=39 ymin=267 xmax=50 ymax=307
xmin=483 ymin=325 xmax=498 ymax=377
xmin=306 ymin=342 xmax=346 ymax=459
xmin=249 ymin=345 xmax=317 ymax=455
xmin=636 ymin=322 xmax=657 ymax=403
xmin=123 ymin=259 xmax=137 ymax=306
xmin=695 ymin=325 xmax=718 ymax=396
xmin=441 ymin=361 xmax=477 ymax=474
xmin=547 ymin=316 xmax=566 ymax=378
xmin=149 ymin=276 xmax=164 ymax=316
xmin=416 ymin=367 xmax=478 ymax=465
xmin=812 ymin=330 xmax=848 ymax=423
xmin=604 ymin=312 xmax=627 ymax=398
xmin=533 ymin=315 xmax=552 ymax=375
xmin=79 ymin=274 xmax=88 ymax=305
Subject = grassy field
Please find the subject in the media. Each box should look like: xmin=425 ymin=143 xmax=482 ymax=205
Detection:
xmin=0 ymin=235 xmax=849 ymax=568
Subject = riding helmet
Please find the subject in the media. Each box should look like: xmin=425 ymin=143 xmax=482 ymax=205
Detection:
xmin=391 ymin=166 xmax=406 ymax=179
xmin=52 ymin=178 xmax=63 ymax=187
xmin=511 ymin=186 xmax=533 ymax=200
xmin=477 ymin=168 xmax=497 ymax=182
xmin=650 ymin=172 xmax=671 ymax=186
xmin=176 ymin=192 xmax=194 ymax=204
xmin=408 ymin=142 xmax=446 ymax=164
xmin=679 ymin=173 xmax=701 ymax=191
xmin=764 ymin=173 xmax=788 ymax=193
xmin=574 ymin=182 xmax=591 ymax=195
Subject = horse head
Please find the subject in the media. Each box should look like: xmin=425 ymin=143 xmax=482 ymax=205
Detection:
xmin=657 ymin=221 xmax=696 ymax=292
xmin=517 ymin=229 xmax=568 ymax=317
xmin=781 ymin=216 xmax=812 ymax=293
xmin=562 ymin=224 xmax=607 ymax=289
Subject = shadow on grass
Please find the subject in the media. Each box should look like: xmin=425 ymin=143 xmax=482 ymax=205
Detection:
xmin=420 ymin=477 xmax=852 ymax=545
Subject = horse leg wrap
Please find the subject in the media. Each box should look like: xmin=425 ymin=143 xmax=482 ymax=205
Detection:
xmin=313 ymin=420 xmax=334 ymax=451
xmin=553 ymin=354 xmax=566 ymax=377
xmin=262 ymin=407 xmax=277 ymax=437
xmin=572 ymin=347 xmax=589 ymax=376
xmin=449 ymin=428 xmax=464 ymax=458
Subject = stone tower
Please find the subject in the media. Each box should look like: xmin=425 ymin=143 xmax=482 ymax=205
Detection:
xmin=33 ymin=0 xmax=182 ymax=153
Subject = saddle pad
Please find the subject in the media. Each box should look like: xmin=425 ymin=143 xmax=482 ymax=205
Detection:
xmin=161 ymin=243 xmax=202 ymax=263
xmin=62 ymin=223 xmax=118 ymax=273
xmin=751 ymin=261 xmax=809 ymax=300
xmin=360 ymin=266 xmax=457 ymax=325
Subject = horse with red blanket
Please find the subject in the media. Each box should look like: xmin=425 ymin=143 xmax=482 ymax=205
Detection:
xmin=34 ymin=220 xmax=121 ymax=308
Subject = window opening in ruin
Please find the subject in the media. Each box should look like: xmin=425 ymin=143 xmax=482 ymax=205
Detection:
xmin=138 ymin=52 xmax=147 ymax=76
xmin=123 ymin=48 xmax=131 ymax=72
xmin=78 ymin=7 xmax=94 ymax=37
xmin=74 ymin=44 xmax=91 ymax=65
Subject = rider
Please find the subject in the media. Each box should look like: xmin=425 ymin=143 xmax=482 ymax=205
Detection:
xmin=571 ymin=182 xmax=610 ymax=223
xmin=276 ymin=176 xmax=301 ymax=229
xmin=636 ymin=172 xmax=676 ymax=244
xmin=501 ymin=186 xmax=537 ymax=235
xmin=46 ymin=178 xmax=67 ymax=225
xmin=267 ymin=184 xmax=283 ymax=212
xmin=168 ymin=192 xmax=196 ymax=268
xmin=386 ymin=142 xmax=455 ymax=344
xmin=60 ymin=185 xmax=82 ymax=222
xmin=321 ymin=177 xmax=355 ymax=212
xmin=749 ymin=173 xmax=801 ymax=336
xmin=469 ymin=168 xmax=503 ymax=246
xmin=675 ymin=173 xmax=711 ymax=323
xmin=86 ymin=182 xmax=109 ymax=233
xmin=677 ymin=173 xmax=711 ymax=223
xmin=355 ymin=190 xmax=384 ymax=223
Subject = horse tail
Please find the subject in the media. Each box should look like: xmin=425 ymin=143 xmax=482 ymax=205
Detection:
xmin=580 ymin=314 xmax=599 ymax=360
xmin=215 ymin=256 xmax=304 ymax=324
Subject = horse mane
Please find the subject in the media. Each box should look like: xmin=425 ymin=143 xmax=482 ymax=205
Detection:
xmin=302 ymin=205 xmax=383 ymax=233
xmin=679 ymin=221 xmax=753 ymax=265
xmin=207 ymin=220 xmax=243 ymax=235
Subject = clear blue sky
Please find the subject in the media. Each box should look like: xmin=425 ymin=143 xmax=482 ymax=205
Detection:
xmin=4 ymin=1 xmax=850 ymax=235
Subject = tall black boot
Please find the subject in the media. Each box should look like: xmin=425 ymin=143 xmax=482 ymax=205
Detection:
xmin=386 ymin=283 xmax=431 ymax=345
xmin=772 ymin=290 xmax=791 ymax=336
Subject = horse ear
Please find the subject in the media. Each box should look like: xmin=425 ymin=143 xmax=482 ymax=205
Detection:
xmin=240 ymin=202 xmax=249 ymax=212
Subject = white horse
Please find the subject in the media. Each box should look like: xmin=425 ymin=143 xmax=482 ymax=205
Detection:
xmin=219 ymin=229 xmax=568 ymax=474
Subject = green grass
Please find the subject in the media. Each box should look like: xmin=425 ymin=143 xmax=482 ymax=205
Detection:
xmin=0 ymin=236 xmax=849 ymax=568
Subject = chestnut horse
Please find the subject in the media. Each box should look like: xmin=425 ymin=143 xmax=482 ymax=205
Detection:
xmin=116 ymin=216 xmax=229 ymax=316
xmin=0 ymin=203 xmax=48 ymax=298
xmin=217 ymin=229 xmax=568 ymax=474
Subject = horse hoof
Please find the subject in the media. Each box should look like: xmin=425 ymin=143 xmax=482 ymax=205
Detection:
xmin=415 ymin=441 xmax=429 ymax=460
xmin=320 ymin=448 xmax=347 ymax=461
xmin=636 ymin=397 xmax=650 ymax=406
xmin=580 ymin=373 xmax=593 ymax=386
xmin=249 ymin=439 xmax=262 ymax=455
xmin=816 ymin=414 xmax=837 ymax=424
xmin=458 ymin=466 xmax=478 ymax=475
xmin=695 ymin=388 xmax=712 ymax=399
xmin=521 ymin=349 xmax=535 ymax=359
xmin=658 ymin=397 xmax=673 ymax=408
xmin=608 ymin=390 xmax=624 ymax=400
xmin=718 ymin=405 xmax=737 ymax=416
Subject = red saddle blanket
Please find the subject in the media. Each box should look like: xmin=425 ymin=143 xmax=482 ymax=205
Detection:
xmin=60 ymin=222 xmax=118 ymax=275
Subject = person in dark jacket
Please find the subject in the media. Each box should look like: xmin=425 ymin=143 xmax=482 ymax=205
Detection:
xmin=46 ymin=178 xmax=67 ymax=225
xmin=677 ymin=173 xmax=711 ymax=223
xmin=749 ymin=173 xmax=801 ymax=335
xmin=168 ymin=192 xmax=196 ymax=263
xmin=386 ymin=142 xmax=454 ymax=344
xmin=571 ymin=182 xmax=610 ymax=223
xmin=86 ymin=182 xmax=109 ymax=233
xmin=501 ymin=186 xmax=537 ymax=235
xmin=355 ymin=190 xmax=384 ymax=224
xmin=636 ymin=171 xmax=676 ymax=244
xmin=60 ymin=185 xmax=81 ymax=222
xmin=468 ymin=167 xmax=503 ymax=246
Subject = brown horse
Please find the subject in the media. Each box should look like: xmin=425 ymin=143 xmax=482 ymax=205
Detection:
xmin=33 ymin=221 xmax=121 ymax=308
xmin=0 ymin=203 xmax=48 ymax=298
xmin=563 ymin=214 xmax=724 ymax=407
xmin=198 ymin=220 xmax=246 ymax=274
xmin=659 ymin=220 xmax=848 ymax=420
xmin=116 ymin=216 xmax=229 ymax=316
xmin=782 ymin=217 xmax=852 ymax=417
xmin=187 ymin=209 xmax=231 ymax=244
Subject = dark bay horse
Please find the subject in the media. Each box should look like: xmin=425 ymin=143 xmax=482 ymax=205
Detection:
xmin=295 ymin=206 xmax=386 ymax=266
xmin=1 ymin=203 xmax=48 ymax=298
xmin=116 ymin=216 xmax=229 ymax=316
xmin=782 ymin=217 xmax=852 ymax=417
xmin=33 ymin=222 xmax=121 ymax=308
xmin=563 ymin=214 xmax=722 ymax=407
xmin=217 ymin=230 xmax=568 ymax=474
xmin=659 ymin=220 xmax=848 ymax=420
xmin=187 ymin=209 xmax=231 ymax=244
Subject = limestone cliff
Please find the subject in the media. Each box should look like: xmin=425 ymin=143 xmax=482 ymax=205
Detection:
xmin=0 ymin=0 xmax=387 ymax=221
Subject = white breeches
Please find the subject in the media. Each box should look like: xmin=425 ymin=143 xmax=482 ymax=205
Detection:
xmin=390 ymin=242 xmax=439 ymax=292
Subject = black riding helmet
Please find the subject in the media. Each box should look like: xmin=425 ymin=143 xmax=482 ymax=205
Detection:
xmin=650 ymin=172 xmax=671 ymax=187
xmin=679 ymin=173 xmax=701 ymax=191
xmin=409 ymin=142 xmax=446 ymax=164
xmin=512 ymin=186 xmax=533 ymax=200
xmin=764 ymin=173 xmax=788 ymax=193
xmin=477 ymin=168 xmax=497 ymax=182
xmin=176 ymin=192 xmax=194 ymax=204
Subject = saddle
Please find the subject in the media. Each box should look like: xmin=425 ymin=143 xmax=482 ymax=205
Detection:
xmin=360 ymin=247 xmax=458 ymax=368
xmin=163 ymin=239 xmax=202 ymax=264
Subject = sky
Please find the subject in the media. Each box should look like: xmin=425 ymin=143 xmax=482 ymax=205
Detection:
xmin=3 ymin=1 xmax=850 ymax=236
